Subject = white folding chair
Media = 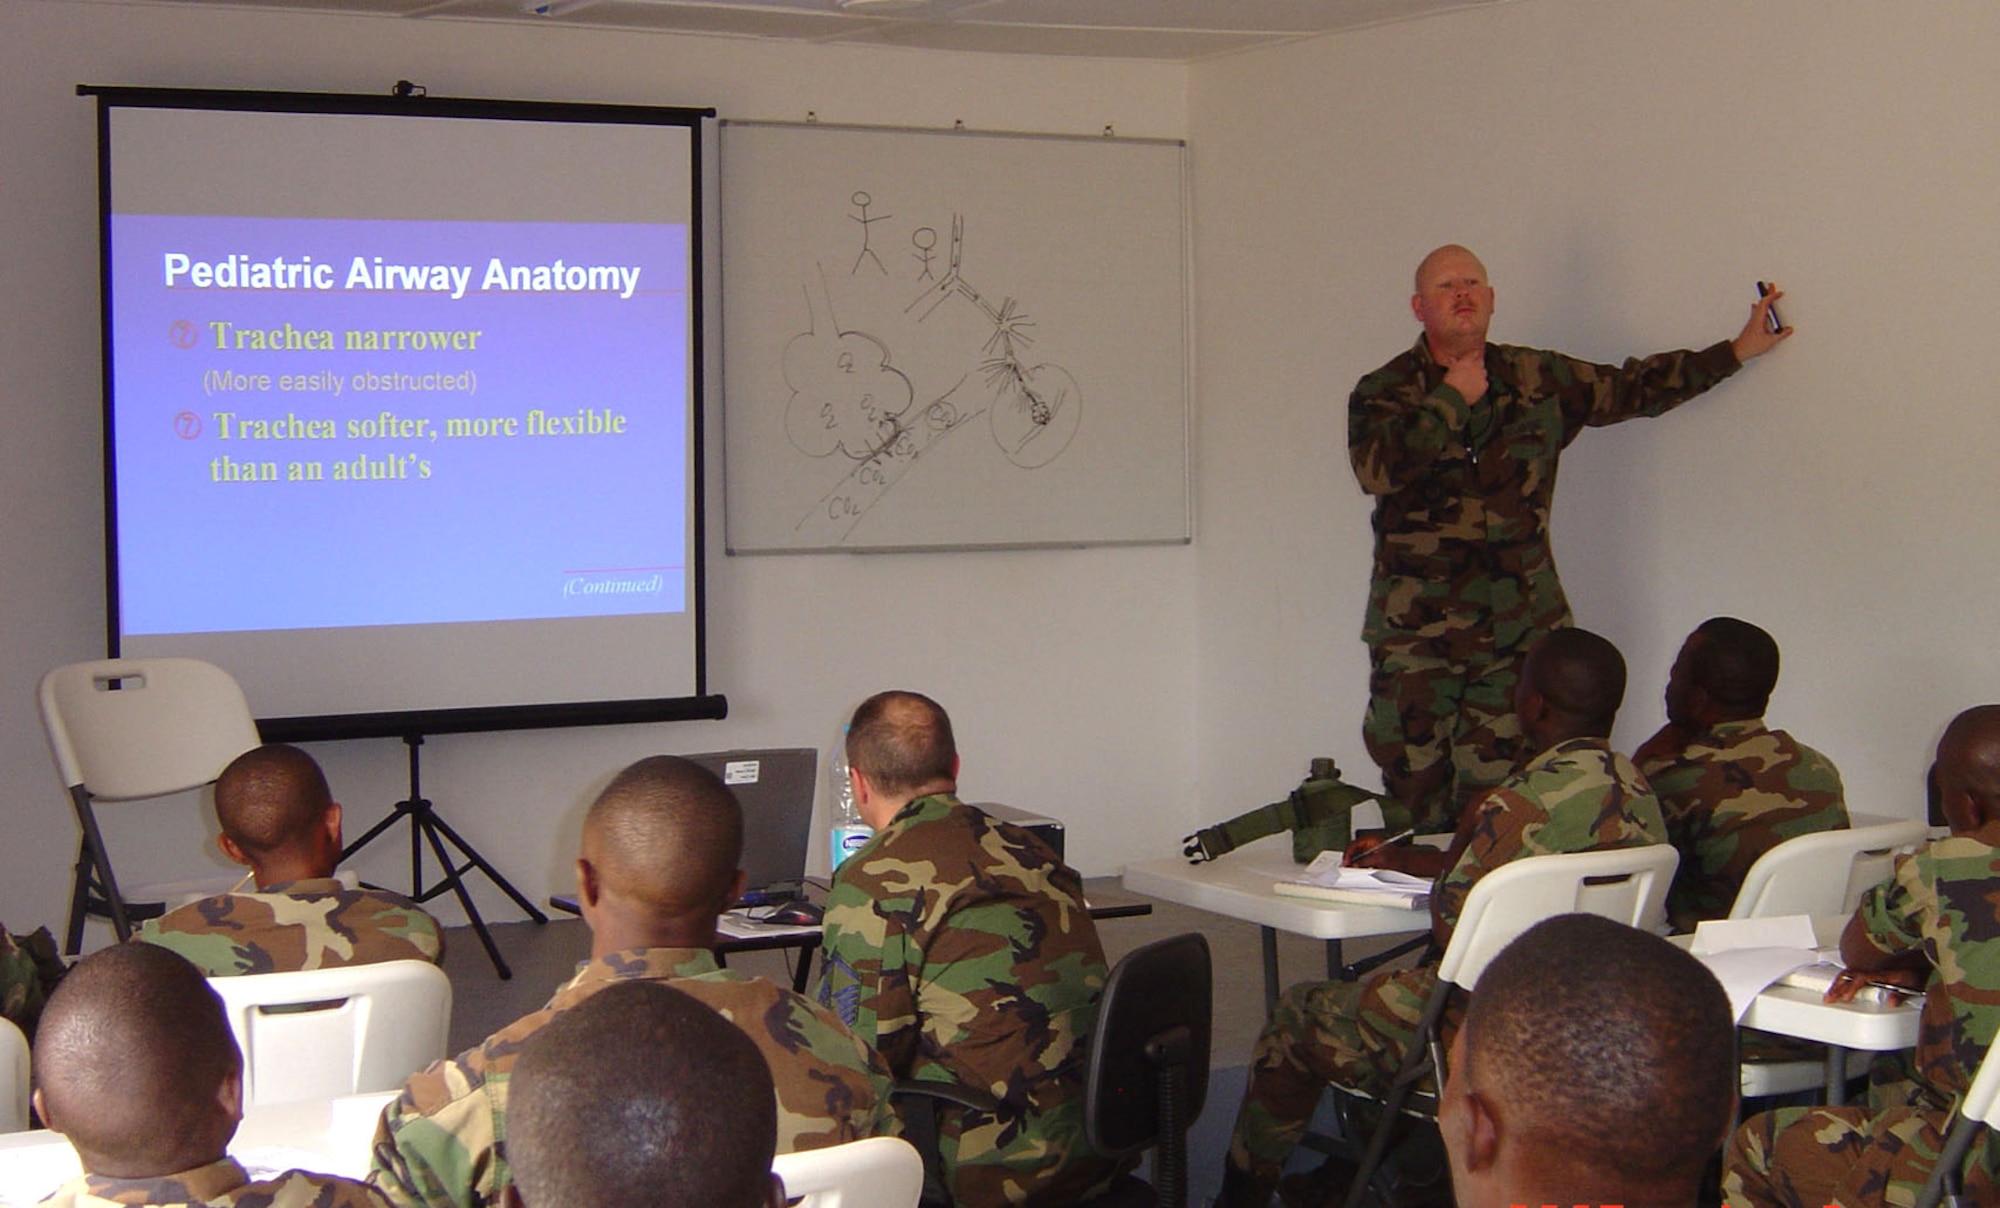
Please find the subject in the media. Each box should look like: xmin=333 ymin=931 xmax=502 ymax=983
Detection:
xmin=1917 ymin=1038 xmax=2000 ymax=1208
xmin=207 ymin=960 xmax=452 ymax=1108
xmin=771 ymin=1135 xmax=924 ymax=1208
xmin=1341 ymin=843 xmax=1680 ymax=1208
xmin=39 ymin=657 xmax=262 ymax=952
xmin=0 ymin=1017 xmax=28 ymax=1133
xmin=1729 ymin=819 xmax=1930 ymax=1101
xmin=1729 ymin=819 xmax=1931 ymax=921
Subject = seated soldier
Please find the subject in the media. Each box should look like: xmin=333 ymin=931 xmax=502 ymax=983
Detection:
xmin=1442 ymin=913 xmax=1736 ymax=1208
xmin=1724 ymin=705 xmax=2000 ymax=1208
xmin=34 ymin=942 xmax=386 ymax=1207
xmin=1217 ymin=627 xmax=1668 ymax=1208
xmin=135 ymin=743 xmax=442 ymax=974
xmin=505 ymin=981 xmax=785 ymax=1208
xmin=818 ymin=690 xmax=1130 ymax=1206
xmin=371 ymin=755 xmax=894 ymax=1208
xmin=1633 ymin=617 xmax=1847 ymax=929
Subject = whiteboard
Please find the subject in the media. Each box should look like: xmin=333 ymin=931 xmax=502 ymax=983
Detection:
xmin=719 ymin=121 xmax=1189 ymax=553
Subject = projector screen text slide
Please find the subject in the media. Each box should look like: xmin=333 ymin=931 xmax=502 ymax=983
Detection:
xmin=112 ymin=213 xmax=690 ymax=637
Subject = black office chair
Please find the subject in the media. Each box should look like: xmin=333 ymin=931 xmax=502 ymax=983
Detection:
xmin=1083 ymin=932 xmax=1214 ymax=1208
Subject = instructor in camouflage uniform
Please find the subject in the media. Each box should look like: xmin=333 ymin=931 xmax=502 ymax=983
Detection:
xmin=1634 ymin=617 xmax=1847 ymax=930
xmin=1352 ymin=245 xmax=1792 ymax=832
xmin=818 ymin=690 xmax=1130 ymax=1207
xmin=371 ymin=755 xmax=894 ymax=1208
xmin=1725 ymin=705 xmax=2000 ymax=1208
xmin=1218 ymin=628 xmax=1668 ymax=1208
xmin=135 ymin=744 xmax=442 ymax=976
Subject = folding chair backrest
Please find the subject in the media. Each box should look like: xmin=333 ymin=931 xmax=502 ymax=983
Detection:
xmin=1728 ymin=819 xmax=1930 ymax=920
xmin=207 ymin=960 xmax=452 ymax=1108
xmin=1438 ymin=844 xmax=1680 ymax=993
xmin=0 ymin=1017 xmax=27 ymax=1134
xmin=771 ymin=1136 xmax=925 ymax=1208
xmin=39 ymin=657 xmax=261 ymax=801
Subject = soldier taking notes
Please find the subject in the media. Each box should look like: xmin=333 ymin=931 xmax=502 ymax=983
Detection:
xmin=1351 ymin=245 xmax=1792 ymax=832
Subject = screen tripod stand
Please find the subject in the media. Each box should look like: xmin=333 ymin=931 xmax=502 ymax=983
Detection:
xmin=341 ymin=733 xmax=547 ymax=979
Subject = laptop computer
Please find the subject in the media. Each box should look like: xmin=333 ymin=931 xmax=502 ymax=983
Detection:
xmin=683 ymin=748 xmax=818 ymax=907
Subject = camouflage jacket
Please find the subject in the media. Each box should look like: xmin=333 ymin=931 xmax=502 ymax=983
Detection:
xmin=1639 ymin=718 xmax=1849 ymax=930
xmin=41 ymin=1158 xmax=387 ymax=1207
xmin=1 ymin=926 xmax=55 ymax=1039
xmin=134 ymin=878 xmax=443 ymax=976
xmin=1436 ymin=738 xmax=1668 ymax=933
xmin=1350 ymin=337 xmax=1741 ymax=653
xmin=369 ymin=946 xmax=895 ymax=1208
xmin=1851 ymin=820 xmax=2000 ymax=1102
xmin=818 ymin=793 xmax=1129 ymax=1207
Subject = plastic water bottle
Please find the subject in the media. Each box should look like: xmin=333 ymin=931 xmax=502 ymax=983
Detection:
xmin=828 ymin=730 xmax=874 ymax=871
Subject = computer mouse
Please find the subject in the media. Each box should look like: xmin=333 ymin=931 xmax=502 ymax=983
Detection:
xmin=768 ymin=900 xmax=824 ymax=927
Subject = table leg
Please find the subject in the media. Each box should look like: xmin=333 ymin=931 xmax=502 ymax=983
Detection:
xmin=1325 ymin=939 xmax=1344 ymax=982
xmin=1826 ymin=1045 xmax=1850 ymax=1106
xmin=1262 ymin=926 xmax=1280 ymax=1017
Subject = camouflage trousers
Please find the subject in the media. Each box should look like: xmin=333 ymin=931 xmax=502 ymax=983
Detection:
xmin=1226 ymin=967 xmax=1460 ymax=1189
xmin=1723 ymin=1102 xmax=1973 ymax=1208
xmin=1364 ymin=638 xmax=1526 ymax=833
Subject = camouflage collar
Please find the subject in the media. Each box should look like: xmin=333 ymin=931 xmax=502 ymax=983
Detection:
xmin=1524 ymin=735 xmax=1613 ymax=770
xmin=252 ymin=877 xmax=346 ymax=895
xmin=889 ymin=792 xmax=962 ymax=829
xmin=559 ymin=947 xmax=720 ymax=999
xmin=73 ymin=1156 xmax=247 ymax=1202
xmin=1699 ymin=717 xmax=1769 ymax=743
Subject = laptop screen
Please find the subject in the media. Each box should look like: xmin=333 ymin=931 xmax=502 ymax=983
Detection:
xmin=683 ymin=748 xmax=817 ymax=904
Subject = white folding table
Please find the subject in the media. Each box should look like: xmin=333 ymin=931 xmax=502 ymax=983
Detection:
xmin=1122 ymin=837 xmax=1432 ymax=1013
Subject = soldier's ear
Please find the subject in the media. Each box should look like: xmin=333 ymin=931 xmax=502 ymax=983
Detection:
xmin=217 ymin=832 xmax=251 ymax=868
xmin=575 ymin=856 xmax=600 ymax=909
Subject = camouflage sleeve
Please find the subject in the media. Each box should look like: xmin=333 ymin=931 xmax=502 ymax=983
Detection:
xmin=368 ymin=1065 xmax=504 ymax=1208
xmin=0 ymin=929 xmax=49 ymax=1035
xmin=1855 ymin=849 xmax=1930 ymax=961
xmin=1347 ymin=358 xmax=1473 ymax=496
xmin=817 ymin=871 xmax=922 ymax=1079
xmin=1434 ymin=789 xmax=1535 ymax=932
xmin=1553 ymin=340 xmax=1742 ymax=433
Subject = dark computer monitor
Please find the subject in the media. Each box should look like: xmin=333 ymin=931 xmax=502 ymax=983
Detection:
xmin=684 ymin=748 xmax=817 ymax=905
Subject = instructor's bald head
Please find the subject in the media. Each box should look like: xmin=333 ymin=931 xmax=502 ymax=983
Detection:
xmin=33 ymin=944 xmax=241 ymax=1178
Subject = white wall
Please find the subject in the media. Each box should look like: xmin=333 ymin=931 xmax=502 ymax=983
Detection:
xmin=1189 ymin=1 xmax=2000 ymax=830
xmin=0 ymin=1 xmax=1194 ymax=935
xmin=15 ymin=0 xmax=2000 ymax=943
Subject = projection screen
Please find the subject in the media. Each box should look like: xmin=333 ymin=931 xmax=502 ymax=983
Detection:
xmin=84 ymin=87 xmax=721 ymax=739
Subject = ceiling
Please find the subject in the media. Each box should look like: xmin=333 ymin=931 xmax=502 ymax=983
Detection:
xmin=99 ymin=0 xmax=1509 ymax=61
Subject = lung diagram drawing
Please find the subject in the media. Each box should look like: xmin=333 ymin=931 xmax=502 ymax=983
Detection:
xmin=723 ymin=123 xmax=1187 ymax=552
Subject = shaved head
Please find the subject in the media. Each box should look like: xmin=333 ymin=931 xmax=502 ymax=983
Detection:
xmin=509 ymin=981 xmax=778 ymax=1208
xmin=846 ymin=690 xmax=957 ymax=798
xmin=1522 ymin=627 xmax=1627 ymax=736
xmin=1446 ymin=914 xmax=1734 ymax=1203
xmin=1935 ymin=705 xmax=2000 ymax=830
xmin=34 ymin=944 xmax=240 ymax=1176
xmin=214 ymin=743 xmax=333 ymax=858
xmin=1686 ymin=617 xmax=1781 ymax=716
xmin=582 ymin=756 xmax=743 ymax=918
